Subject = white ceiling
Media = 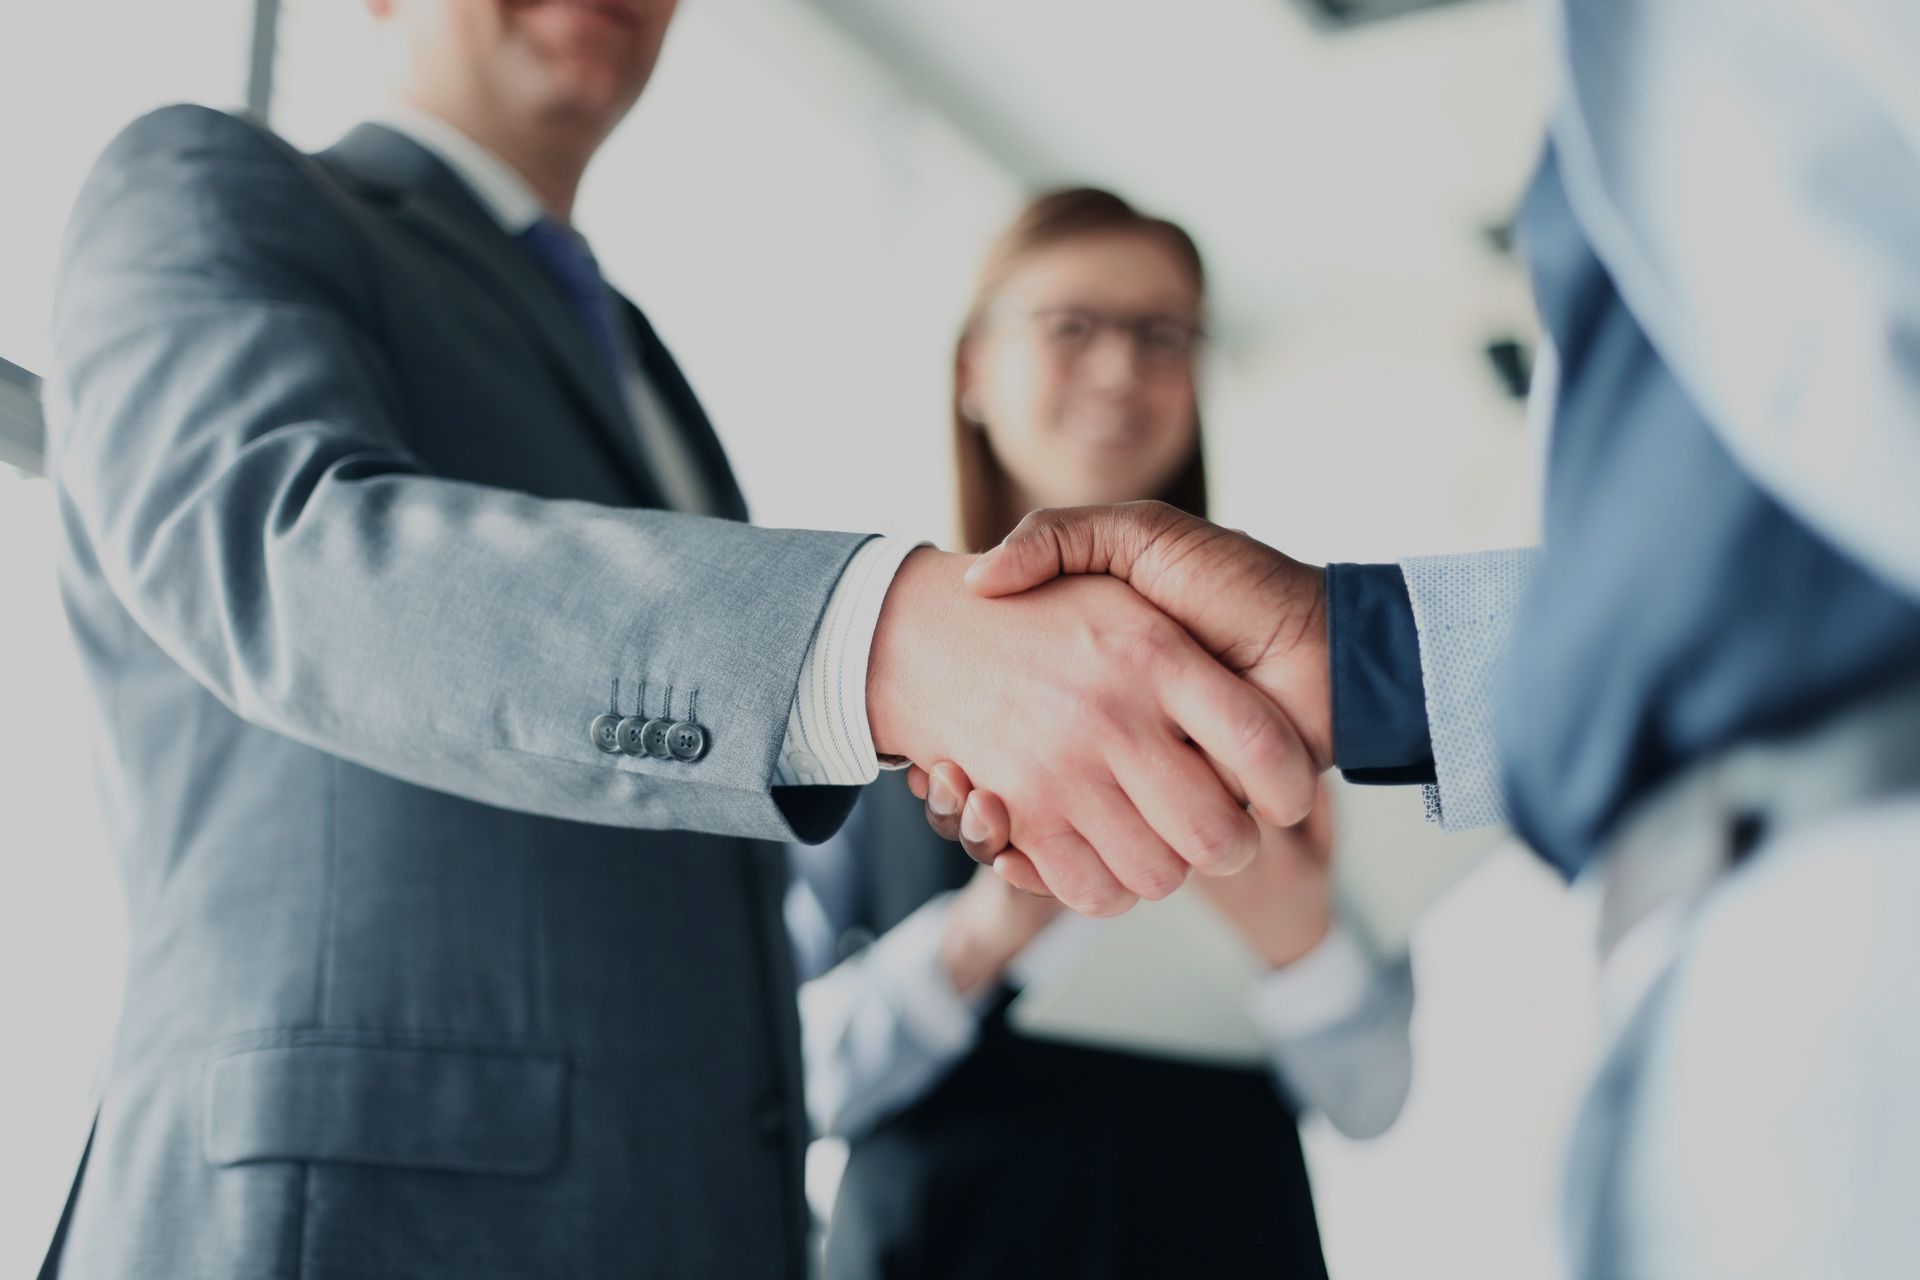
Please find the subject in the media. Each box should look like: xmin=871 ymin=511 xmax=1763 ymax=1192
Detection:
xmin=794 ymin=0 xmax=1554 ymax=342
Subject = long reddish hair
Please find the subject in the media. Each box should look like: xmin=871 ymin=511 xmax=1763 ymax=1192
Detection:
xmin=953 ymin=187 xmax=1210 ymax=553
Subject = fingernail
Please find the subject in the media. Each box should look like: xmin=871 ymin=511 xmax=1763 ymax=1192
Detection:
xmin=929 ymin=782 xmax=959 ymax=817
xmin=960 ymin=801 xmax=987 ymax=844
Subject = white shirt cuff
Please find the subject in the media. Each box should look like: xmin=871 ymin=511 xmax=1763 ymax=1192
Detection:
xmin=1246 ymin=923 xmax=1375 ymax=1039
xmin=775 ymin=535 xmax=924 ymax=786
xmin=867 ymin=892 xmax=985 ymax=1057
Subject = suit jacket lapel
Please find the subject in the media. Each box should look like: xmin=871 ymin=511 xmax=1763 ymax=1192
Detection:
xmin=319 ymin=124 xmax=665 ymax=506
xmin=618 ymin=299 xmax=752 ymax=523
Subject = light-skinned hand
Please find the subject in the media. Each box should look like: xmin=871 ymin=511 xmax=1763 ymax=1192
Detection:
xmin=908 ymin=505 xmax=1335 ymax=895
xmin=869 ymin=548 xmax=1318 ymax=915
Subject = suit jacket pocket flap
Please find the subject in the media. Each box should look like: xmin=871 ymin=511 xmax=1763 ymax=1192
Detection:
xmin=204 ymin=1036 xmax=567 ymax=1176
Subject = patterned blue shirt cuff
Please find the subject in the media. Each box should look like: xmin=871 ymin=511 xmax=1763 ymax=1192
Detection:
xmin=1326 ymin=562 xmax=1436 ymax=785
xmin=776 ymin=536 xmax=925 ymax=786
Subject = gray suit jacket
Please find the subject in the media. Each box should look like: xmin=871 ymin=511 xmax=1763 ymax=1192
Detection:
xmin=43 ymin=105 xmax=867 ymax=1278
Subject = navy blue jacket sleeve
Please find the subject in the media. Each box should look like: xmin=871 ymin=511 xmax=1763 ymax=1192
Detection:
xmin=1325 ymin=563 xmax=1435 ymax=785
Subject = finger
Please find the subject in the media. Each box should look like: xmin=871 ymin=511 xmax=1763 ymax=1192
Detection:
xmin=991 ymin=850 xmax=1053 ymax=897
xmin=906 ymin=765 xmax=931 ymax=801
xmin=920 ymin=760 xmax=973 ymax=844
xmin=1299 ymin=776 xmax=1335 ymax=868
xmin=1106 ymin=731 xmax=1257 ymax=883
xmin=1067 ymin=774 xmax=1191 ymax=901
xmin=958 ymin=788 xmax=1013 ymax=864
xmin=1161 ymin=653 xmax=1319 ymax=832
xmin=1019 ymin=826 xmax=1138 ymax=917
xmin=964 ymin=501 xmax=1183 ymax=598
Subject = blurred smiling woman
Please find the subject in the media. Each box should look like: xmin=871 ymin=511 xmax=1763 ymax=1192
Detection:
xmin=787 ymin=189 xmax=1417 ymax=1280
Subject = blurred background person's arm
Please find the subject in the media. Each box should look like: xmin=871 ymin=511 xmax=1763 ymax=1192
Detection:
xmin=788 ymin=836 xmax=1058 ymax=1141
xmin=1193 ymin=790 xmax=1415 ymax=1141
xmin=792 ymin=785 xmax=1413 ymax=1144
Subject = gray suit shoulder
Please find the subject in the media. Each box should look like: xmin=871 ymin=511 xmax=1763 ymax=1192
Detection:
xmin=75 ymin=103 xmax=320 ymax=236
xmin=61 ymin=103 xmax=363 ymax=321
xmin=97 ymin=102 xmax=298 ymax=175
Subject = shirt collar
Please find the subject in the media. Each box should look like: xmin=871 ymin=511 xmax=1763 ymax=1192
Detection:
xmin=373 ymin=103 xmax=548 ymax=235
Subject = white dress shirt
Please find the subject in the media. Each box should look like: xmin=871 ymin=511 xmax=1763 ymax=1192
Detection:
xmin=373 ymin=104 xmax=913 ymax=787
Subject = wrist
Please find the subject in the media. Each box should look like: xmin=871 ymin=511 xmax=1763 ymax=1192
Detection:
xmin=1248 ymin=908 xmax=1333 ymax=970
xmin=866 ymin=547 xmax=968 ymax=760
xmin=939 ymin=910 xmax=1012 ymax=999
xmin=1292 ymin=565 xmax=1334 ymax=772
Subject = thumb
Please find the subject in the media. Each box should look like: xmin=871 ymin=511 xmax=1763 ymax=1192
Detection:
xmin=964 ymin=510 xmax=1075 ymax=597
xmin=965 ymin=502 xmax=1175 ymax=598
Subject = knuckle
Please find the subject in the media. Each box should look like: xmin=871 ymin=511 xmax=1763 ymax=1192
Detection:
xmin=1182 ymin=808 xmax=1255 ymax=873
xmin=1077 ymin=887 xmax=1138 ymax=918
xmin=1060 ymin=685 xmax=1129 ymax=742
xmin=1275 ymin=768 xmax=1319 ymax=827
xmin=1129 ymin=498 xmax=1177 ymax=527
xmin=1109 ymin=614 xmax=1186 ymax=675
xmin=1235 ymin=706 xmax=1294 ymax=771
xmin=1025 ymin=507 xmax=1071 ymax=546
xmin=1131 ymin=856 xmax=1188 ymax=902
xmin=1027 ymin=836 xmax=1106 ymax=908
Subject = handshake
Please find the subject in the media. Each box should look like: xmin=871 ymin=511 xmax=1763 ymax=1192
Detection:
xmin=867 ymin=500 xmax=1335 ymax=917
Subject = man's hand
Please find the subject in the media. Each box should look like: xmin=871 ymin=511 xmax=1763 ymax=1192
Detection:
xmin=868 ymin=548 xmax=1317 ymax=916
xmin=1189 ymin=780 xmax=1335 ymax=969
xmin=910 ymin=505 xmax=1336 ymax=897
xmin=966 ymin=501 xmax=1333 ymax=769
xmin=910 ymin=765 xmax=1338 ymax=950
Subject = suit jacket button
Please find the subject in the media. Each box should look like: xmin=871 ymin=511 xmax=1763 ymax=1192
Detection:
xmin=589 ymin=713 xmax=623 ymax=754
xmin=667 ymin=721 xmax=708 ymax=762
xmin=615 ymin=716 xmax=650 ymax=755
xmin=641 ymin=717 xmax=675 ymax=758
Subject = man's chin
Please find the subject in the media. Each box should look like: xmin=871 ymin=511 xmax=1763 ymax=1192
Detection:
xmin=518 ymin=61 xmax=646 ymax=132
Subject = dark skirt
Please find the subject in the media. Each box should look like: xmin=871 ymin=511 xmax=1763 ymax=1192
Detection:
xmin=824 ymin=1000 xmax=1329 ymax=1280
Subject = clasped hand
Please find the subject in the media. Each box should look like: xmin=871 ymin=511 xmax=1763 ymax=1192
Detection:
xmin=868 ymin=501 xmax=1332 ymax=915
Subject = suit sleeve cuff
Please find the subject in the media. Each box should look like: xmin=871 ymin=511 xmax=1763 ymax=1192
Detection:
xmin=776 ymin=536 xmax=926 ymax=786
xmin=1246 ymin=923 xmax=1375 ymax=1038
xmin=1326 ymin=562 xmax=1436 ymax=785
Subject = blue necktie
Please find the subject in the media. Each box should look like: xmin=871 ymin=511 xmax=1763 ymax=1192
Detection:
xmin=518 ymin=217 xmax=624 ymax=377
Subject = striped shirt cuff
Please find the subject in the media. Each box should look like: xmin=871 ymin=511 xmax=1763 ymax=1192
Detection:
xmin=776 ymin=536 xmax=925 ymax=786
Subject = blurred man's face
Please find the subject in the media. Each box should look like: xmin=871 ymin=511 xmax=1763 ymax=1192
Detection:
xmin=374 ymin=0 xmax=678 ymax=138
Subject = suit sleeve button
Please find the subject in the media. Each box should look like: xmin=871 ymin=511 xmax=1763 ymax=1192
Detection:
xmin=616 ymin=716 xmax=650 ymax=755
xmin=590 ymin=713 xmax=623 ymax=754
xmin=667 ymin=721 xmax=708 ymax=762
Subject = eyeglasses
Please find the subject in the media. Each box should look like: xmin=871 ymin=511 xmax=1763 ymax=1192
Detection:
xmin=1018 ymin=306 xmax=1205 ymax=378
